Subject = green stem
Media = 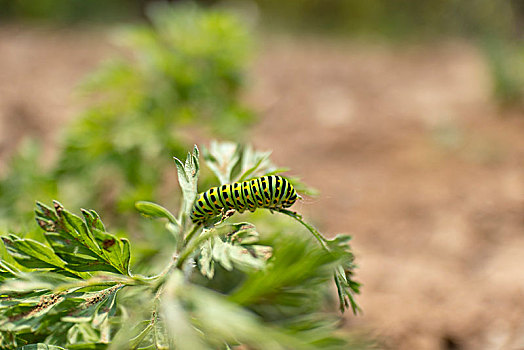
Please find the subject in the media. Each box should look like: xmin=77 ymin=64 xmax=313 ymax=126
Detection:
xmin=277 ymin=209 xmax=330 ymax=251
xmin=183 ymin=223 xmax=201 ymax=245
xmin=146 ymin=224 xmax=202 ymax=290
xmin=148 ymin=259 xmax=176 ymax=293
xmin=176 ymin=228 xmax=218 ymax=269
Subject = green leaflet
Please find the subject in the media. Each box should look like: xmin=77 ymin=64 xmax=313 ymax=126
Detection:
xmin=202 ymin=141 xmax=243 ymax=185
xmin=326 ymin=235 xmax=361 ymax=314
xmin=135 ymin=201 xmax=179 ymax=227
xmin=1 ymin=235 xmax=67 ymax=271
xmin=1 ymin=202 xmax=130 ymax=346
xmin=173 ymin=145 xmax=200 ymax=219
xmin=202 ymin=142 xmax=277 ymax=184
xmin=0 ymin=260 xmax=20 ymax=281
xmin=35 ymin=201 xmax=131 ymax=276
xmin=276 ymin=209 xmax=361 ymax=314
xmin=197 ymin=223 xmax=270 ymax=279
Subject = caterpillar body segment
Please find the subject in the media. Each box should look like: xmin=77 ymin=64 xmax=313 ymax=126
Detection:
xmin=190 ymin=175 xmax=298 ymax=225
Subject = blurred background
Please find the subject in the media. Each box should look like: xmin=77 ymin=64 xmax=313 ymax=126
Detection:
xmin=0 ymin=0 xmax=523 ymax=349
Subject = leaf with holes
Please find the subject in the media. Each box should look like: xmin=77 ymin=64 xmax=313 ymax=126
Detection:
xmin=35 ymin=201 xmax=130 ymax=276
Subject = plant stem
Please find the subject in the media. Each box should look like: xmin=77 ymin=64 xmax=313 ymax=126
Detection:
xmin=183 ymin=224 xmax=201 ymax=245
xmin=277 ymin=209 xmax=330 ymax=251
xmin=176 ymin=227 xmax=217 ymax=269
xmin=147 ymin=259 xmax=176 ymax=294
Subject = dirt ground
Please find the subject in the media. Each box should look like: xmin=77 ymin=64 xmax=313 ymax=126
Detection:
xmin=1 ymin=25 xmax=524 ymax=350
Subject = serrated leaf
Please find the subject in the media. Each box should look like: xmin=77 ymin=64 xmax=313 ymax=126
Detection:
xmin=197 ymin=223 xmax=268 ymax=279
xmin=237 ymin=152 xmax=270 ymax=182
xmin=0 ymin=260 xmax=21 ymax=281
xmin=275 ymin=209 xmax=360 ymax=312
xmin=153 ymin=318 xmax=170 ymax=350
xmin=326 ymin=234 xmax=361 ymax=314
xmin=81 ymin=209 xmax=106 ymax=232
xmin=226 ymin=224 xmax=260 ymax=245
xmin=91 ymin=228 xmax=129 ymax=275
xmin=198 ymin=239 xmax=214 ymax=279
xmin=34 ymin=202 xmax=131 ymax=276
xmin=128 ymin=320 xmax=154 ymax=349
xmin=202 ymin=141 xmax=278 ymax=184
xmin=237 ymin=145 xmax=274 ymax=182
xmin=173 ymin=145 xmax=200 ymax=218
xmin=1 ymin=290 xmax=68 ymax=332
xmin=35 ymin=201 xmax=59 ymax=223
xmin=67 ymin=323 xmax=100 ymax=344
xmin=92 ymin=287 xmax=119 ymax=328
xmin=202 ymin=141 xmax=243 ymax=185
xmin=0 ymin=204 xmax=131 ymax=341
xmin=61 ymin=284 xmax=123 ymax=324
xmin=59 ymin=206 xmax=101 ymax=255
xmin=0 ymin=272 xmax=73 ymax=294
xmin=211 ymin=237 xmax=266 ymax=272
xmin=198 ymin=142 xmax=319 ymax=197
xmin=2 ymin=235 xmax=67 ymax=270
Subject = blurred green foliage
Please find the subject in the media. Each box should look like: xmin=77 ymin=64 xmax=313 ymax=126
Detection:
xmin=0 ymin=141 xmax=56 ymax=229
xmin=254 ymin=0 xmax=518 ymax=39
xmin=0 ymin=0 xmax=141 ymax=23
xmin=254 ymin=0 xmax=524 ymax=105
xmin=3 ymin=0 xmax=519 ymax=40
xmin=2 ymin=0 xmax=522 ymax=105
xmin=56 ymin=2 xmax=253 ymax=214
xmin=481 ymin=39 xmax=524 ymax=106
xmin=0 ymin=3 xmax=254 ymax=231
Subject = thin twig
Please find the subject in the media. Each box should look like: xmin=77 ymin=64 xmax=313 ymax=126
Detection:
xmin=183 ymin=223 xmax=201 ymax=246
xmin=276 ymin=209 xmax=330 ymax=251
xmin=176 ymin=228 xmax=218 ymax=269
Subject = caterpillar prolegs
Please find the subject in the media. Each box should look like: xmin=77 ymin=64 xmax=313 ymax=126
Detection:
xmin=190 ymin=175 xmax=298 ymax=225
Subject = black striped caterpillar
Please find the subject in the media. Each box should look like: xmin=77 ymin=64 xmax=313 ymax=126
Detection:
xmin=190 ymin=175 xmax=298 ymax=225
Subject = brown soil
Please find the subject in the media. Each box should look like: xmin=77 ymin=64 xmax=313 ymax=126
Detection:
xmin=249 ymin=37 xmax=524 ymax=350
xmin=1 ymin=25 xmax=524 ymax=350
xmin=0 ymin=25 xmax=113 ymax=168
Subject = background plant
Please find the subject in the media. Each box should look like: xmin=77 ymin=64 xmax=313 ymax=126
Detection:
xmin=2 ymin=0 xmax=522 ymax=106
xmin=0 ymin=144 xmax=363 ymax=349
xmin=0 ymin=2 xmax=254 ymax=232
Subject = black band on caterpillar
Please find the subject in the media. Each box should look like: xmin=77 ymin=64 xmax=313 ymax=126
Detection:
xmin=190 ymin=175 xmax=298 ymax=225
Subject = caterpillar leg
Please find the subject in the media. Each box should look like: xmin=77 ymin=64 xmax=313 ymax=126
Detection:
xmin=223 ymin=208 xmax=236 ymax=219
xmin=275 ymin=207 xmax=302 ymax=219
xmin=215 ymin=208 xmax=236 ymax=225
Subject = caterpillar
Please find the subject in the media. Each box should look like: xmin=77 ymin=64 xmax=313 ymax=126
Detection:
xmin=190 ymin=175 xmax=298 ymax=225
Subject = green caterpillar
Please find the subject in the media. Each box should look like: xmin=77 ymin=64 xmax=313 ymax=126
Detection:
xmin=190 ymin=175 xmax=298 ymax=225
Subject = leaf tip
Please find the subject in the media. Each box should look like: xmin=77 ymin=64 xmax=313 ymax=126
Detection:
xmin=52 ymin=200 xmax=64 ymax=213
xmin=173 ymin=156 xmax=183 ymax=167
